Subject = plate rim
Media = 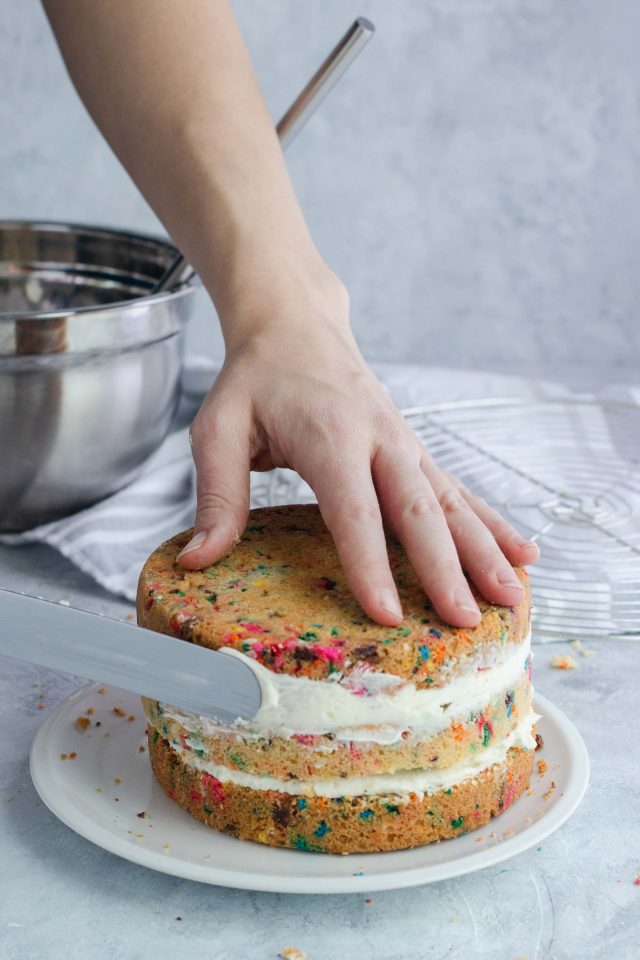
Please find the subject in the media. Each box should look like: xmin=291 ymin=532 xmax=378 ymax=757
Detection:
xmin=30 ymin=686 xmax=590 ymax=894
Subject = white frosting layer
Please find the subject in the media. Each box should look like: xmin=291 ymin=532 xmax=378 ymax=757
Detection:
xmin=162 ymin=630 xmax=531 ymax=745
xmin=173 ymin=711 xmax=539 ymax=799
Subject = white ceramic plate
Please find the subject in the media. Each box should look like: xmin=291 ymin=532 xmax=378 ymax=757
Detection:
xmin=30 ymin=686 xmax=589 ymax=894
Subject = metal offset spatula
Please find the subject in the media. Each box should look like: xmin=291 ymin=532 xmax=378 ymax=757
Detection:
xmin=0 ymin=587 xmax=261 ymax=722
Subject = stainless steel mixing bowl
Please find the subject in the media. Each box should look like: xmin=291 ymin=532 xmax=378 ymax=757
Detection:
xmin=0 ymin=221 xmax=196 ymax=531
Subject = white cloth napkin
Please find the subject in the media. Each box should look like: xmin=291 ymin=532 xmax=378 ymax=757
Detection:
xmin=3 ymin=360 xmax=638 ymax=615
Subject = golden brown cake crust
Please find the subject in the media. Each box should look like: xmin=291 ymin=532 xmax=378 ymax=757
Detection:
xmin=137 ymin=504 xmax=530 ymax=684
xmin=147 ymin=728 xmax=534 ymax=854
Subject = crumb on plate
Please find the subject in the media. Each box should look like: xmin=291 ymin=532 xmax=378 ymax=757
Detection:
xmin=570 ymin=639 xmax=594 ymax=658
xmin=550 ymin=654 xmax=578 ymax=670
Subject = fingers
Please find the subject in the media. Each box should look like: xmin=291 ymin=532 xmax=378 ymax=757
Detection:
xmin=309 ymin=459 xmax=404 ymax=627
xmin=177 ymin=406 xmax=251 ymax=570
xmin=373 ymin=444 xmax=482 ymax=628
xmin=440 ymin=470 xmax=540 ymax=567
xmin=422 ymin=461 xmax=526 ymax=608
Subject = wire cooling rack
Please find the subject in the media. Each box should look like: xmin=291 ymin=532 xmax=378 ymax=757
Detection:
xmin=259 ymin=397 xmax=640 ymax=643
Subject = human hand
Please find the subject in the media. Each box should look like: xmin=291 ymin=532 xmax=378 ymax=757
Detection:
xmin=178 ymin=282 xmax=539 ymax=628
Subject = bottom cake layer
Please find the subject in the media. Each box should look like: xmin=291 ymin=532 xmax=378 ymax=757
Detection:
xmin=148 ymin=729 xmax=535 ymax=854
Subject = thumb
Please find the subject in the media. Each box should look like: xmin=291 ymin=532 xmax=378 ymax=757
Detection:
xmin=177 ymin=411 xmax=250 ymax=569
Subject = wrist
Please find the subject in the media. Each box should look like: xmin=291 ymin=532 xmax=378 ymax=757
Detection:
xmin=206 ymin=243 xmax=352 ymax=354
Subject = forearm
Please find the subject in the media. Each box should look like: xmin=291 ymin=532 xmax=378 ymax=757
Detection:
xmin=43 ymin=0 xmax=343 ymax=347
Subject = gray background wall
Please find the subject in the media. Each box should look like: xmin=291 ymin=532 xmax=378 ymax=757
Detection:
xmin=2 ymin=0 xmax=640 ymax=384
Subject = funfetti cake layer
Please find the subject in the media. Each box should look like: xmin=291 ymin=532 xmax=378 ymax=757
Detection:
xmin=137 ymin=503 xmax=536 ymax=853
xmin=148 ymin=730 xmax=535 ymax=854
xmin=138 ymin=504 xmax=530 ymax=683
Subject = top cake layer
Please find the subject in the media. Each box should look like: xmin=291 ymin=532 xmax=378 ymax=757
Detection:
xmin=137 ymin=504 xmax=530 ymax=685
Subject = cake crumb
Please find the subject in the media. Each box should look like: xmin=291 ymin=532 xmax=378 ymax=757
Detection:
xmin=127 ymin=714 xmax=136 ymax=722
xmin=138 ymin=745 xmax=146 ymax=753
xmin=537 ymin=759 xmax=548 ymax=775
xmin=75 ymin=716 xmax=91 ymax=731
xmin=550 ymin=654 xmax=578 ymax=670
xmin=570 ymin=639 xmax=594 ymax=658
xmin=95 ymin=787 xmax=103 ymax=793
xmin=113 ymin=706 xmax=126 ymax=717
xmin=542 ymin=781 xmax=557 ymax=801
xmin=279 ymin=950 xmax=305 ymax=960
xmin=98 ymin=687 xmax=106 ymax=695
xmin=114 ymin=777 xmax=121 ymax=784
xmin=86 ymin=708 xmax=95 ymax=715
xmin=59 ymin=753 xmax=68 ymax=761
xmin=502 ymin=828 xmax=514 ymax=838
xmin=527 ymin=788 xmax=536 ymax=796
xmin=137 ymin=810 xmax=148 ymax=819
xmin=68 ymin=751 xmax=77 ymax=759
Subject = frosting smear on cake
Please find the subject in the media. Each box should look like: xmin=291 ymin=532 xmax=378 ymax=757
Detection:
xmin=161 ymin=630 xmax=532 ymax=745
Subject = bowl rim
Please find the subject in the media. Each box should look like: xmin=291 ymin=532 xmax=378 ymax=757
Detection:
xmin=0 ymin=219 xmax=197 ymax=322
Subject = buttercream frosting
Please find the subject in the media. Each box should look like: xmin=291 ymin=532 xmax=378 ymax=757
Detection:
xmin=161 ymin=630 xmax=532 ymax=746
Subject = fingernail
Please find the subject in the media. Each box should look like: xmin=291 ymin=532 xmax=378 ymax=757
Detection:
xmin=454 ymin=588 xmax=481 ymax=617
xmin=497 ymin=573 xmax=524 ymax=591
xmin=517 ymin=536 xmax=539 ymax=551
xmin=379 ymin=587 xmax=403 ymax=620
xmin=176 ymin=530 xmax=207 ymax=561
